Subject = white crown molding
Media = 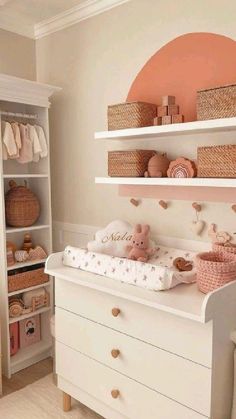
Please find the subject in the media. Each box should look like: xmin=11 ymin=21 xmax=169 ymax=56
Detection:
xmin=0 ymin=73 xmax=61 ymax=107
xmin=34 ymin=0 xmax=130 ymax=39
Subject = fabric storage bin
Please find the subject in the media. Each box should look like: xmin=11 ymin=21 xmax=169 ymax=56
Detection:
xmin=108 ymin=150 xmax=156 ymax=177
xmin=9 ymin=322 xmax=19 ymax=356
xmin=197 ymin=84 xmax=236 ymax=120
xmin=196 ymin=251 xmax=236 ymax=293
xmin=108 ymin=102 xmax=157 ymax=130
xmin=213 ymin=242 xmax=236 ymax=255
xmin=8 ymin=263 xmax=49 ymax=293
xmin=197 ymin=145 xmax=236 ymax=178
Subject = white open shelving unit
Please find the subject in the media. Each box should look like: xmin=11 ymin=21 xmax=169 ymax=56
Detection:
xmin=0 ymin=74 xmax=60 ymax=378
xmin=95 ymin=117 xmax=236 ymax=190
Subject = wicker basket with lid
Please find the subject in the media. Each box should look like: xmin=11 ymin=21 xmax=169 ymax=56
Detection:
xmin=5 ymin=180 xmax=40 ymax=227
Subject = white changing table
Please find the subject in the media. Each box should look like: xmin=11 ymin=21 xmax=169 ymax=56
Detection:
xmin=46 ymin=252 xmax=236 ymax=419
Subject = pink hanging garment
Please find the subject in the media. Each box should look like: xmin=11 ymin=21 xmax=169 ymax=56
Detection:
xmin=17 ymin=124 xmax=33 ymax=164
xmin=35 ymin=125 xmax=48 ymax=158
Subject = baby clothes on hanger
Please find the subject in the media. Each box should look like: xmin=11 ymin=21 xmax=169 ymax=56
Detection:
xmin=35 ymin=125 xmax=48 ymax=158
xmin=27 ymin=124 xmax=42 ymax=162
xmin=11 ymin=122 xmax=21 ymax=155
xmin=2 ymin=121 xmax=17 ymax=158
xmin=17 ymin=124 xmax=33 ymax=164
xmin=10 ymin=122 xmax=21 ymax=159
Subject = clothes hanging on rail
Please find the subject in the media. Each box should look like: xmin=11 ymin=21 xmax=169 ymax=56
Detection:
xmin=1 ymin=120 xmax=48 ymax=163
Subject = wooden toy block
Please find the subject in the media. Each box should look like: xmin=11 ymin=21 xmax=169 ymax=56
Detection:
xmin=172 ymin=114 xmax=184 ymax=124
xmin=153 ymin=116 xmax=162 ymax=126
xmin=157 ymin=105 xmax=168 ymax=117
xmin=162 ymin=115 xmax=172 ymax=125
xmin=168 ymin=105 xmax=179 ymax=116
xmin=162 ymin=95 xmax=175 ymax=106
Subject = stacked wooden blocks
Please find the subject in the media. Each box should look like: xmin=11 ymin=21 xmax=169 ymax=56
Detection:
xmin=154 ymin=96 xmax=184 ymax=126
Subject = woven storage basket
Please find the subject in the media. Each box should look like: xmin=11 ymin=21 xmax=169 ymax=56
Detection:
xmin=5 ymin=180 xmax=40 ymax=227
xmin=108 ymin=150 xmax=156 ymax=177
xmin=8 ymin=266 xmax=49 ymax=293
xmin=197 ymin=84 xmax=236 ymax=120
xmin=196 ymin=251 xmax=236 ymax=293
xmin=197 ymin=145 xmax=236 ymax=178
xmin=108 ymin=102 xmax=157 ymax=130
xmin=213 ymin=242 xmax=236 ymax=255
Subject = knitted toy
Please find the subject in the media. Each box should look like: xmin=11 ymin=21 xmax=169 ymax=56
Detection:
xmin=127 ymin=224 xmax=154 ymax=262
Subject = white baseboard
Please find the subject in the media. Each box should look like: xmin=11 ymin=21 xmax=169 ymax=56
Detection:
xmin=52 ymin=221 xmax=210 ymax=253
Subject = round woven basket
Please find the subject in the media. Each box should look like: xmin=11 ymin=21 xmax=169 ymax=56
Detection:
xmin=5 ymin=180 xmax=40 ymax=227
xmin=196 ymin=251 xmax=236 ymax=293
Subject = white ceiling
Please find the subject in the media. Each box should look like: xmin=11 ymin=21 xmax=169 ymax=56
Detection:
xmin=0 ymin=0 xmax=82 ymax=22
xmin=0 ymin=0 xmax=129 ymax=39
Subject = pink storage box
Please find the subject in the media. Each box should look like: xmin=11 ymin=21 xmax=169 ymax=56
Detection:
xmin=9 ymin=322 xmax=19 ymax=356
xmin=19 ymin=314 xmax=41 ymax=349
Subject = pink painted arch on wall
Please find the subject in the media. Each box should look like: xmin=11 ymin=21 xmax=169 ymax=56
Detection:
xmin=127 ymin=32 xmax=236 ymax=122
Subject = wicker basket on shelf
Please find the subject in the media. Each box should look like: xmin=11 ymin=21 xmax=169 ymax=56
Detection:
xmin=8 ymin=266 xmax=49 ymax=293
xmin=197 ymin=84 xmax=236 ymax=120
xmin=197 ymin=145 xmax=236 ymax=178
xmin=196 ymin=251 xmax=236 ymax=293
xmin=5 ymin=180 xmax=40 ymax=227
xmin=108 ymin=102 xmax=157 ymax=130
xmin=108 ymin=150 xmax=156 ymax=177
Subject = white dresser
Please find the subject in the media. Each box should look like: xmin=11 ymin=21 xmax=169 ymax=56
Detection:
xmin=46 ymin=252 xmax=236 ymax=419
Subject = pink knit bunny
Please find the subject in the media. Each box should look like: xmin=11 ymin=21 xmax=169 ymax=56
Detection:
xmin=127 ymin=224 xmax=154 ymax=262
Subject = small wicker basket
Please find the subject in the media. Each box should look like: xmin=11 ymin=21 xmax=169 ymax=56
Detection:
xmin=197 ymin=145 xmax=236 ymax=178
xmin=196 ymin=251 xmax=236 ymax=293
xmin=108 ymin=150 xmax=156 ymax=177
xmin=197 ymin=84 xmax=236 ymax=120
xmin=8 ymin=265 xmax=49 ymax=293
xmin=108 ymin=102 xmax=157 ymax=130
xmin=5 ymin=180 xmax=40 ymax=227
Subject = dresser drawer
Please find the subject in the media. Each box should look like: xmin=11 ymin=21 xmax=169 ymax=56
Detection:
xmin=56 ymin=342 xmax=207 ymax=419
xmin=56 ymin=307 xmax=211 ymax=416
xmin=55 ymin=278 xmax=212 ymax=367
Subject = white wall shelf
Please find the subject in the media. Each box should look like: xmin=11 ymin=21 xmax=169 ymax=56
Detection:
xmin=3 ymin=174 xmax=49 ymax=179
xmin=6 ymin=224 xmax=50 ymax=234
xmin=95 ymin=117 xmax=236 ymax=140
xmin=9 ymin=306 xmax=51 ymax=324
xmin=10 ymin=340 xmax=52 ymax=375
xmin=7 ymin=258 xmax=46 ymax=272
xmin=8 ymin=280 xmax=50 ymax=297
xmin=95 ymin=177 xmax=236 ymax=188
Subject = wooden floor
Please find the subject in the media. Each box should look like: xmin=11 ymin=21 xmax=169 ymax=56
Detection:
xmin=2 ymin=357 xmax=53 ymax=397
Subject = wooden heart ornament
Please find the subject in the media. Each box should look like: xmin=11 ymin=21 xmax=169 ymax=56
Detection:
xmin=191 ymin=220 xmax=205 ymax=235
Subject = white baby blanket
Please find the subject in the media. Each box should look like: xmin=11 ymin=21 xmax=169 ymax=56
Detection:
xmin=63 ymin=245 xmax=197 ymax=291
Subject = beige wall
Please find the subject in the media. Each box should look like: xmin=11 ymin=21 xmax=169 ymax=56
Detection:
xmin=36 ymin=0 xmax=236 ymax=241
xmin=0 ymin=28 xmax=36 ymax=80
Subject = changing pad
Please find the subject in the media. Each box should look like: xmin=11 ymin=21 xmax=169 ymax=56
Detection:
xmin=62 ymin=245 xmax=197 ymax=291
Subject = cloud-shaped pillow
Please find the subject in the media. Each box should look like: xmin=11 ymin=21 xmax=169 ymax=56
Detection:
xmin=87 ymin=220 xmax=156 ymax=258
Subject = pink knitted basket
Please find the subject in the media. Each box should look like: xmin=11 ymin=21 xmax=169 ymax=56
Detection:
xmin=213 ymin=242 xmax=236 ymax=255
xmin=196 ymin=251 xmax=236 ymax=293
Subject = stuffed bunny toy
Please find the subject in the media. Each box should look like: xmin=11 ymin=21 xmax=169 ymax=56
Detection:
xmin=127 ymin=224 xmax=154 ymax=262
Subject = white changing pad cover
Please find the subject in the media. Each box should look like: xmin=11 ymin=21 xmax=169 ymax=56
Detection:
xmin=62 ymin=245 xmax=197 ymax=291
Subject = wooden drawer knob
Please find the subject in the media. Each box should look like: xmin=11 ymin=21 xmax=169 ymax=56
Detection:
xmin=111 ymin=389 xmax=120 ymax=399
xmin=111 ymin=349 xmax=120 ymax=358
xmin=112 ymin=307 xmax=120 ymax=317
